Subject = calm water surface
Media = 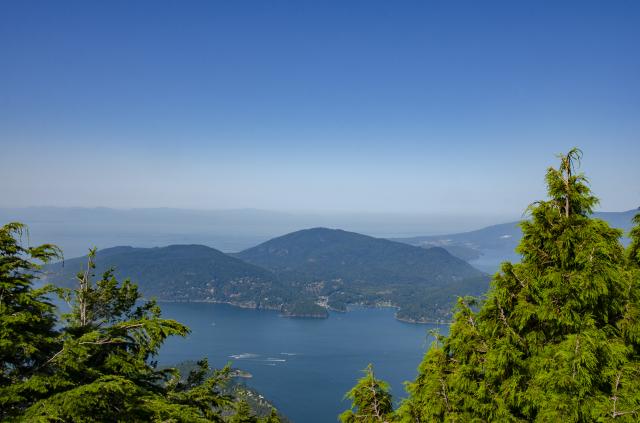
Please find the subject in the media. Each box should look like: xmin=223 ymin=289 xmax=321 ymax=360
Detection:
xmin=158 ymin=303 xmax=448 ymax=423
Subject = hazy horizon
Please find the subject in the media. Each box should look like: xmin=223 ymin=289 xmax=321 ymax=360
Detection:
xmin=1 ymin=206 xmax=636 ymax=260
xmin=0 ymin=205 xmax=518 ymax=258
xmin=0 ymin=204 xmax=637 ymax=214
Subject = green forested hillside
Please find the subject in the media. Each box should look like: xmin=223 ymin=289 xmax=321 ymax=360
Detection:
xmin=235 ymin=228 xmax=488 ymax=321
xmin=44 ymin=231 xmax=489 ymax=322
xmin=236 ymin=227 xmax=482 ymax=284
xmin=44 ymin=244 xmax=288 ymax=309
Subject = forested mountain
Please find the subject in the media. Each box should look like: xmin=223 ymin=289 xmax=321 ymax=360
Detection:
xmin=45 ymin=229 xmax=489 ymax=322
xmin=44 ymin=245 xmax=288 ymax=310
xmin=237 ymin=228 xmax=489 ymax=321
xmin=236 ymin=227 xmax=483 ymax=285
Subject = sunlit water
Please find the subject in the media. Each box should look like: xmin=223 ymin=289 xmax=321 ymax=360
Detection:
xmin=158 ymin=303 xmax=448 ymax=423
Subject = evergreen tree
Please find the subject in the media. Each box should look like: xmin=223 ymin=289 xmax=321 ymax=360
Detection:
xmin=262 ymin=408 xmax=282 ymax=423
xmin=340 ymin=364 xmax=393 ymax=423
xmin=0 ymin=222 xmax=62 ymax=419
xmin=230 ymin=399 xmax=259 ymax=423
xmin=24 ymin=249 xmax=235 ymax=421
xmin=628 ymin=212 xmax=640 ymax=266
xmin=396 ymin=149 xmax=640 ymax=422
xmin=0 ymin=225 xmax=285 ymax=421
xmin=0 ymin=236 xmax=240 ymax=422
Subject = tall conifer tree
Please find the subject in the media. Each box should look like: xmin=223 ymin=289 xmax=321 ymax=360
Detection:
xmin=20 ymin=249 xmax=235 ymax=421
xmin=0 ymin=224 xmax=285 ymax=421
xmin=395 ymin=149 xmax=640 ymax=421
xmin=0 ymin=223 xmax=62 ymax=419
xmin=628 ymin=213 xmax=640 ymax=267
xmin=340 ymin=364 xmax=393 ymax=423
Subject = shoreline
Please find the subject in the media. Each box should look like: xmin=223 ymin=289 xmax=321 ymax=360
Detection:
xmin=155 ymin=298 xmax=452 ymax=324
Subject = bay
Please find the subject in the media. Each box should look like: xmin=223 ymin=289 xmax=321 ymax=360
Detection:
xmin=158 ymin=303 xmax=448 ymax=423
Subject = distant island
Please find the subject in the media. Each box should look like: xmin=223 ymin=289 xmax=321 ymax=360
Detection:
xmin=44 ymin=227 xmax=489 ymax=322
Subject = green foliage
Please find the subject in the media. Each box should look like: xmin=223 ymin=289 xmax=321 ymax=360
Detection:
xmin=629 ymin=212 xmax=640 ymax=266
xmin=17 ymin=247 xmax=235 ymax=422
xmin=1 ymin=225 xmax=277 ymax=422
xmin=391 ymin=149 xmax=640 ymax=422
xmin=340 ymin=364 xmax=393 ymax=423
xmin=0 ymin=222 xmax=62 ymax=418
xmin=281 ymin=299 xmax=328 ymax=318
xmin=230 ymin=400 xmax=259 ymax=423
xmin=262 ymin=408 xmax=282 ymax=423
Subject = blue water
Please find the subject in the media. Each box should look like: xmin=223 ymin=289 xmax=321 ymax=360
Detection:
xmin=158 ymin=303 xmax=447 ymax=423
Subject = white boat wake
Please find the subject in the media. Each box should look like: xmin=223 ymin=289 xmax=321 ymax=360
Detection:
xmin=229 ymin=353 xmax=260 ymax=359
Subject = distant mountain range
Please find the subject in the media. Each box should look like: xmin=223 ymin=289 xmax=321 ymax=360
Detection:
xmin=44 ymin=228 xmax=489 ymax=322
xmin=391 ymin=209 xmax=639 ymax=273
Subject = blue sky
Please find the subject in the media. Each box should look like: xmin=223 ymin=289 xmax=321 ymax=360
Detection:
xmin=1 ymin=0 xmax=639 ymax=216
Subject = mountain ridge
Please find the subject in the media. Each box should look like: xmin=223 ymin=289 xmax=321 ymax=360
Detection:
xmin=44 ymin=244 xmax=287 ymax=310
xmin=235 ymin=227 xmax=482 ymax=285
xmin=45 ymin=228 xmax=489 ymax=322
